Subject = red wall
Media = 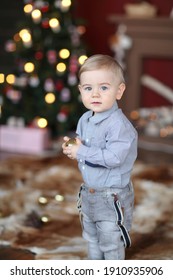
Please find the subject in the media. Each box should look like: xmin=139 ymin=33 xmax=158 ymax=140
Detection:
xmin=75 ymin=0 xmax=173 ymax=55
xmin=75 ymin=0 xmax=173 ymax=107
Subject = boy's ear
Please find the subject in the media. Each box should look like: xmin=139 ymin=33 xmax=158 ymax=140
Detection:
xmin=78 ymin=84 xmax=82 ymax=93
xmin=116 ymin=83 xmax=126 ymax=100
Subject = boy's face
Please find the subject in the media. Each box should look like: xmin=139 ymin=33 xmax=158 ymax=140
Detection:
xmin=78 ymin=68 xmax=125 ymax=114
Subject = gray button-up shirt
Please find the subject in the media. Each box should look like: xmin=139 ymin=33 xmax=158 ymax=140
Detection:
xmin=76 ymin=102 xmax=138 ymax=189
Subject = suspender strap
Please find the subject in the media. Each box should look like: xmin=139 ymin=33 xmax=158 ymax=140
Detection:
xmin=77 ymin=185 xmax=82 ymax=225
xmin=113 ymin=194 xmax=131 ymax=248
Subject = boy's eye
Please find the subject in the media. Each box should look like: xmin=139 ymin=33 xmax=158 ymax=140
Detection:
xmin=84 ymin=86 xmax=92 ymax=91
xmin=100 ymin=86 xmax=108 ymax=91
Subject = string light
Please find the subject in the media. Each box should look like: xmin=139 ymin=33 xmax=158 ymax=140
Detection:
xmin=61 ymin=0 xmax=72 ymax=12
xmin=6 ymin=74 xmax=15 ymax=84
xmin=19 ymin=29 xmax=32 ymax=47
xmin=0 ymin=73 xmax=5 ymax=83
xmin=78 ymin=55 xmax=87 ymax=65
xmin=24 ymin=62 xmax=35 ymax=73
xmin=59 ymin=48 xmax=70 ymax=59
xmin=37 ymin=118 xmax=48 ymax=128
xmin=41 ymin=215 xmax=50 ymax=223
xmin=31 ymin=9 xmax=42 ymax=23
xmin=19 ymin=29 xmax=30 ymax=39
xmin=49 ymin=18 xmax=60 ymax=32
xmin=55 ymin=194 xmax=64 ymax=202
xmin=130 ymin=110 xmax=139 ymax=121
xmin=45 ymin=92 xmax=56 ymax=104
xmin=56 ymin=62 xmax=66 ymax=73
xmin=24 ymin=4 xmax=33 ymax=14
xmin=38 ymin=196 xmax=48 ymax=205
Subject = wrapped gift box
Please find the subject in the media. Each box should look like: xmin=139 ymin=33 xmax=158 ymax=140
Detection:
xmin=0 ymin=125 xmax=51 ymax=154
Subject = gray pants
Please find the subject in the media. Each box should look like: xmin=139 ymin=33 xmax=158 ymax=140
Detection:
xmin=78 ymin=182 xmax=134 ymax=260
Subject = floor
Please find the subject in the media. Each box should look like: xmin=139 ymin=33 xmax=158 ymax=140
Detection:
xmin=0 ymin=136 xmax=173 ymax=260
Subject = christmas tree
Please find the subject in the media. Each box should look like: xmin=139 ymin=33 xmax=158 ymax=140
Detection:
xmin=0 ymin=0 xmax=88 ymax=136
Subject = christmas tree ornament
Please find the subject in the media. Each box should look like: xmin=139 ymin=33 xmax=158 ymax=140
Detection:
xmin=55 ymin=80 xmax=64 ymax=91
xmin=77 ymin=25 xmax=86 ymax=36
xmin=41 ymin=18 xmax=49 ymax=28
xmin=65 ymin=138 xmax=76 ymax=146
xmin=40 ymin=1 xmax=49 ymax=13
xmin=46 ymin=50 xmax=57 ymax=64
xmin=69 ymin=56 xmax=78 ymax=73
xmin=34 ymin=0 xmax=44 ymax=9
xmin=5 ymin=40 xmax=16 ymax=52
xmin=68 ymin=25 xmax=80 ymax=47
xmin=6 ymin=89 xmax=22 ymax=103
xmin=44 ymin=78 xmax=55 ymax=91
xmin=60 ymin=88 xmax=71 ymax=102
xmin=14 ymin=76 xmax=28 ymax=88
xmin=68 ymin=73 xmax=77 ymax=86
xmin=35 ymin=51 xmax=44 ymax=60
xmin=57 ymin=111 xmax=68 ymax=122
xmin=29 ymin=75 xmax=40 ymax=87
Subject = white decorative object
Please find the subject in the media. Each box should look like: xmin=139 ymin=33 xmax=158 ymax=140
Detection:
xmin=141 ymin=75 xmax=173 ymax=104
xmin=124 ymin=2 xmax=157 ymax=18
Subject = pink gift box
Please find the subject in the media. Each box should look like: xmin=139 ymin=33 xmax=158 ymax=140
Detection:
xmin=0 ymin=125 xmax=51 ymax=154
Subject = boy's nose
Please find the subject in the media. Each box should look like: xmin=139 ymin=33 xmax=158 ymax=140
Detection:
xmin=92 ymin=88 xmax=100 ymax=97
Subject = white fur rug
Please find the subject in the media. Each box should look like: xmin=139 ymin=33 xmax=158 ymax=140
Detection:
xmin=0 ymin=153 xmax=173 ymax=260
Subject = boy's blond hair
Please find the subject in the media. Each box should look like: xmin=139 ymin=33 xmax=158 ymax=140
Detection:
xmin=79 ymin=54 xmax=125 ymax=83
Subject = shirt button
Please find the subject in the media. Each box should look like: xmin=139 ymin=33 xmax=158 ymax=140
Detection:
xmin=89 ymin=188 xmax=95 ymax=194
xmin=86 ymin=139 xmax=89 ymax=143
xmin=80 ymin=159 xmax=83 ymax=163
xmin=82 ymin=166 xmax=85 ymax=170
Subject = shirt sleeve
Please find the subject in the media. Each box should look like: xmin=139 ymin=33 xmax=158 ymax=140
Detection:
xmin=76 ymin=121 xmax=137 ymax=169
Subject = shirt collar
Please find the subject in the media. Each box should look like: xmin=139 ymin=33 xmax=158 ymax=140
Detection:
xmin=88 ymin=102 xmax=119 ymax=124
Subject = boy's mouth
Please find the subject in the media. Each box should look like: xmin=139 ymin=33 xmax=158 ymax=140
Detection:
xmin=91 ymin=102 xmax=101 ymax=104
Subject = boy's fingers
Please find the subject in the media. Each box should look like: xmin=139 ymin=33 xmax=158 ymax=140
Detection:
xmin=63 ymin=136 xmax=70 ymax=142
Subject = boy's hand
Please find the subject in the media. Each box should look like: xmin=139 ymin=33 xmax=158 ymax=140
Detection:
xmin=62 ymin=137 xmax=82 ymax=160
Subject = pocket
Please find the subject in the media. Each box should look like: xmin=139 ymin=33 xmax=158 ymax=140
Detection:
xmin=103 ymin=192 xmax=115 ymax=211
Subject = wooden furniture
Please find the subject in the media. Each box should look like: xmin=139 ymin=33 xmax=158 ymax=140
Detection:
xmin=108 ymin=15 xmax=173 ymax=116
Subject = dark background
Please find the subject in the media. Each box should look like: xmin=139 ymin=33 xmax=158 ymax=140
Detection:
xmin=1 ymin=0 xmax=173 ymax=107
